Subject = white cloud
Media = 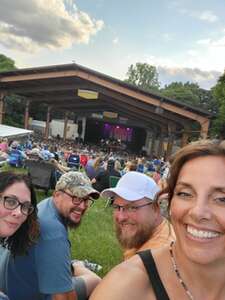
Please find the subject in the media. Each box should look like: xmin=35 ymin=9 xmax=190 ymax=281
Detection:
xmin=0 ymin=0 xmax=104 ymax=53
xmin=187 ymin=49 xmax=198 ymax=56
xmin=158 ymin=66 xmax=221 ymax=89
xmin=162 ymin=33 xmax=173 ymax=42
xmin=174 ymin=4 xmax=219 ymax=23
xmin=113 ymin=37 xmax=119 ymax=45
xmin=188 ymin=31 xmax=225 ymax=72
xmin=197 ymin=10 xmax=219 ymax=23
xmin=197 ymin=38 xmax=211 ymax=45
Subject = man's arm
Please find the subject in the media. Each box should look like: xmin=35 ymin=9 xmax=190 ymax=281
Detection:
xmin=52 ymin=290 xmax=77 ymax=300
xmin=90 ymin=258 xmax=151 ymax=300
xmin=72 ymin=262 xmax=101 ymax=297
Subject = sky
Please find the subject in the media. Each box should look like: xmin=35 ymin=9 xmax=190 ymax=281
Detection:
xmin=0 ymin=0 xmax=224 ymax=90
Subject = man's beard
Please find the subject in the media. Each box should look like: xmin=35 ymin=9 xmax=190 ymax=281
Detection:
xmin=65 ymin=218 xmax=81 ymax=229
xmin=61 ymin=208 xmax=83 ymax=229
xmin=115 ymin=221 xmax=154 ymax=249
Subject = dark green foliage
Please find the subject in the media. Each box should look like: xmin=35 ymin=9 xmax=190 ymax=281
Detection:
xmin=211 ymin=72 xmax=225 ymax=138
xmin=162 ymin=82 xmax=203 ymax=106
xmin=0 ymin=54 xmax=16 ymax=72
xmin=125 ymin=63 xmax=160 ymax=92
xmin=29 ymin=102 xmax=48 ymax=121
xmin=4 ymin=95 xmax=25 ymax=127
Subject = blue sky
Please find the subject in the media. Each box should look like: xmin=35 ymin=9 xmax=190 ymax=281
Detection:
xmin=0 ymin=0 xmax=224 ymax=89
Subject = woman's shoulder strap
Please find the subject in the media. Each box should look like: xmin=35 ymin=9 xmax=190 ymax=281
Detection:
xmin=138 ymin=250 xmax=170 ymax=300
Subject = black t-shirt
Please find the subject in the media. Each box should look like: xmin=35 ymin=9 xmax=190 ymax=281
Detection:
xmin=93 ymin=169 xmax=121 ymax=192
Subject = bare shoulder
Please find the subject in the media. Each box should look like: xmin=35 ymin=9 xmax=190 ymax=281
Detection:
xmin=90 ymin=255 xmax=155 ymax=300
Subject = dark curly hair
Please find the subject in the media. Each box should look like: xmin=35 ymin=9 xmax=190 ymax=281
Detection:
xmin=0 ymin=171 xmax=39 ymax=256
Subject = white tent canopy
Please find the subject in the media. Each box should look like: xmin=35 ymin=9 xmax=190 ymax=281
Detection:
xmin=0 ymin=124 xmax=33 ymax=139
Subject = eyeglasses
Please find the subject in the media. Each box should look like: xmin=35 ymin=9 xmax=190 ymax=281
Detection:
xmin=0 ymin=195 xmax=34 ymax=216
xmin=60 ymin=190 xmax=94 ymax=207
xmin=111 ymin=202 xmax=153 ymax=213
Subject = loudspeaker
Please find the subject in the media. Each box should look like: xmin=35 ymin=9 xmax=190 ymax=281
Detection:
xmin=77 ymin=120 xmax=83 ymax=135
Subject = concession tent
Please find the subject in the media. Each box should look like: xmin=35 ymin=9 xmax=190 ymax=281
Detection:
xmin=0 ymin=124 xmax=33 ymax=139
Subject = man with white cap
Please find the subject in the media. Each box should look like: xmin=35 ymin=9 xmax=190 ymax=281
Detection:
xmin=102 ymin=171 xmax=174 ymax=260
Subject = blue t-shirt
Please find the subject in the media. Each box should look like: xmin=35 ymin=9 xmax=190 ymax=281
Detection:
xmin=7 ymin=198 xmax=73 ymax=300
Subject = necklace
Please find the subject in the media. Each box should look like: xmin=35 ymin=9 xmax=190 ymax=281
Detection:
xmin=169 ymin=241 xmax=194 ymax=300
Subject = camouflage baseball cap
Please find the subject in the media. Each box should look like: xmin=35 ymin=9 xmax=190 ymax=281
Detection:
xmin=55 ymin=171 xmax=99 ymax=199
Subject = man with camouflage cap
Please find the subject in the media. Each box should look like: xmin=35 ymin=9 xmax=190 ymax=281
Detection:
xmin=7 ymin=172 xmax=101 ymax=300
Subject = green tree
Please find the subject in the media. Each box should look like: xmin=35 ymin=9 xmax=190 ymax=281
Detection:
xmin=197 ymin=88 xmax=218 ymax=114
xmin=4 ymin=95 xmax=25 ymax=127
xmin=211 ymin=72 xmax=225 ymax=138
xmin=125 ymin=63 xmax=160 ymax=92
xmin=161 ymin=82 xmax=201 ymax=106
xmin=0 ymin=53 xmax=16 ymax=71
xmin=0 ymin=53 xmax=24 ymax=126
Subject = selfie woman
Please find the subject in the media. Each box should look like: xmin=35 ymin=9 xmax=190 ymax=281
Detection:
xmin=0 ymin=172 xmax=39 ymax=299
xmin=90 ymin=139 xmax=225 ymax=300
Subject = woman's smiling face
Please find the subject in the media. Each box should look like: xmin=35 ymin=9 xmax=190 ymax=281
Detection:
xmin=170 ymin=155 xmax=225 ymax=265
xmin=0 ymin=181 xmax=31 ymax=237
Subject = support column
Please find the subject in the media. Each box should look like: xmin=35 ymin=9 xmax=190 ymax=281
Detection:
xmin=157 ymin=125 xmax=167 ymax=158
xmin=63 ymin=112 xmax=69 ymax=141
xmin=144 ymin=129 xmax=152 ymax=156
xmin=45 ymin=106 xmax=51 ymax=139
xmin=0 ymin=92 xmax=5 ymax=124
xmin=181 ymin=124 xmax=191 ymax=147
xmin=150 ymin=130 xmax=157 ymax=158
xmin=165 ymin=122 xmax=176 ymax=160
xmin=200 ymin=119 xmax=210 ymax=139
xmin=24 ymin=99 xmax=30 ymax=129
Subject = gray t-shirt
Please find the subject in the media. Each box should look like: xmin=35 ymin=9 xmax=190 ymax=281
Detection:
xmin=0 ymin=246 xmax=9 ymax=299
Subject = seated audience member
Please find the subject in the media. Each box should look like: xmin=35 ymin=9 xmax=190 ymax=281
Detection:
xmin=0 ymin=151 xmax=7 ymax=167
xmin=136 ymin=157 xmax=146 ymax=173
xmin=114 ymin=160 xmax=122 ymax=175
xmin=92 ymin=160 xmax=121 ymax=192
xmin=85 ymin=155 xmax=96 ymax=179
xmin=0 ymin=138 xmax=8 ymax=153
xmin=152 ymin=165 xmax=161 ymax=184
xmin=101 ymin=171 xmax=174 ymax=260
xmin=39 ymin=145 xmax=55 ymax=161
xmin=6 ymin=172 xmax=101 ymax=300
xmin=0 ymin=172 xmax=39 ymax=300
xmin=92 ymin=157 xmax=105 ymax=177
xmin=7 ymin=141 xmax=27 ymax=167
xmin=90 ymin=140 xmax=225 ymax=300
xmin=121 ymin=160 xmax=137 ymax=175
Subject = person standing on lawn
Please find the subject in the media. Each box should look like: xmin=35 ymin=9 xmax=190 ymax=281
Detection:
xmin=6 ymin=171 xmax=101 ymax=300
xmin=101 ymin=171 xmax=175 ymax=260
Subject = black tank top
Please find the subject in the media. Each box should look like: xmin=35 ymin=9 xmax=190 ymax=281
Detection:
xmin=138 ymin=250 xmax=170 ymax=300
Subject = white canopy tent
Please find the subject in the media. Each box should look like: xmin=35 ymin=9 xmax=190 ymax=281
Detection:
xmin=0 ymin=124 xmax=33 ymax=139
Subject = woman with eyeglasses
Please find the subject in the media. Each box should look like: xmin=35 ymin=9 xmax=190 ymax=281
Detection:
xmin=0 ymin=171 xmax=39 ymax=299
xmin=90 ymin=139 xmax=225 ymax=300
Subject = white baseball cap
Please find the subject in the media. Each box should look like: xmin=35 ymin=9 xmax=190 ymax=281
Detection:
xmin=101 ymin=171 xmax=160 ymax=202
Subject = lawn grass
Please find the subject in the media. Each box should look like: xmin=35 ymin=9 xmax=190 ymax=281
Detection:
xmin=69 ymin=199 xmax=122 ymax=277
xmin=1 ymin=164 xmax=123 ymax=277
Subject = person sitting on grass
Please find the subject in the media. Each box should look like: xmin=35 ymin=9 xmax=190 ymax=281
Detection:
xmin=6 ymin=171 xmax=101 ymax=300
xmin=101 ymin=171 xmax=175 ymax=260
xmin=0 ymin=172 xmax=39 ymax=300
